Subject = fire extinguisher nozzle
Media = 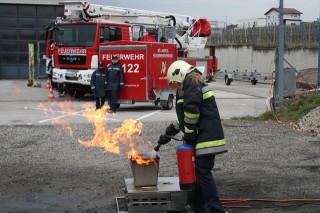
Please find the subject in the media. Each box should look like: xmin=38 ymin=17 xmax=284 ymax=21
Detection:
xmin=154 ymin=144 xmax=161 ymax=152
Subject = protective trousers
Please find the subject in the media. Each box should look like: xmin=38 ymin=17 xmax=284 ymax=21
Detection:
xmin=108 ymin=90 xmax=118 ymax=111
xmin=190 ymin=155 xmax=226 ymax=213
xmin=95 ymin=97 xmax=105 ymax=110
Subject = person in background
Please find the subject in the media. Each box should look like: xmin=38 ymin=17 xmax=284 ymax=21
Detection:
xmin=90 ymin=61 xmax=107 ymax=110
xmin=157 ymin=60 xmax=228 ymax=213
xmin=106 ymin=55 xmax=124 ymax=113
xmin=58 ymin=83 xmax=66 ymax=97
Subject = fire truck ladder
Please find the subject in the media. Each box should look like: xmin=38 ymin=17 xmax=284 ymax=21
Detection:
xmin=60 ymin=1 xmax=198 ymax=47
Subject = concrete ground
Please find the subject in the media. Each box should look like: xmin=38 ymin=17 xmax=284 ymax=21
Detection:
xmin=0 ymin=79 xmax=319 ymax=213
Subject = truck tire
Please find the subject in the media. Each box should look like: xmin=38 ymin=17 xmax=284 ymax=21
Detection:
xmin=75 ymin=90 xmax=86 ymax=98
xmin=116 ymin=104 xmax=120 ymax=109
xmin=66 ymin=90 xmax=85 ymax=98
xmin=162 ymin=95 xmax=173 ymax=110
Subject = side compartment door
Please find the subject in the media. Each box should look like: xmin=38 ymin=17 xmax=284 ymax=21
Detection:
xmin=100 ymin=45 xmax=148 ymax=101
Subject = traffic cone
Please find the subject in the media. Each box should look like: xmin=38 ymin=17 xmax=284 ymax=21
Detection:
xmin=46 ymin=78 xmax=51 ymax=89
xmin=48 ymin=85 xmax=55 ymax=100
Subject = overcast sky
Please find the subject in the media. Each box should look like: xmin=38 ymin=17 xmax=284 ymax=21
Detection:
xmin=91 ymin=0 xmax=320 ymax=24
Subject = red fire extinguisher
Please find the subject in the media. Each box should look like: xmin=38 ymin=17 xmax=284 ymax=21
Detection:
xmin=176 ymin=144 xmax=197 ymax=190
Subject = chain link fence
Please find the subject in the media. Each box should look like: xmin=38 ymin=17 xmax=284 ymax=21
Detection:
xmin=209 ymin=22 xmax=319 ymax=49
xmin=209 ymin=23 xmax=319 ymax=89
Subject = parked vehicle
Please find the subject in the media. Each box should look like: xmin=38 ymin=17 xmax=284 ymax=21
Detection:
xmin=45 ymin=1 xmax=217 ymax=109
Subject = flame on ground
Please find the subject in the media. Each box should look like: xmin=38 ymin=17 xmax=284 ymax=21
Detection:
xmin=37 ymin=101 xmax=75 ymax=136
xmin=38 ymin=101 xmax=156 ymax=165
xmin=79 ymin=104 xmax=156 ymax=165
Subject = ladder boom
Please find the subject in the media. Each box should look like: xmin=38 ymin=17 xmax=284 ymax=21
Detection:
xmin=59 ymin=1 xmax=211 ymax=50
xmin=60 ymin=0 xmax=192 ymax=26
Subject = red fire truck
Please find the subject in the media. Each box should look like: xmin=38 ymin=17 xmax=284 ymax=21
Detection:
xmin=45 ymin=1 xmax=217 ymax=110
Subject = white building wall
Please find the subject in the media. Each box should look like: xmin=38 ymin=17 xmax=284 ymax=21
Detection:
xmin=266 ymin=10 xmax=279 ymax=26
xmin=266 ymin=10 xmax=301 ymax=26
xmin=238 ymin=18 xmax=266 ymax=28
xmin=286 ymin=20 xmax=301 ymax=26
xmin=209 ymin=20 xmax=226 ymax=29
xmin=284 ymin=13 xmax=301 ymax=21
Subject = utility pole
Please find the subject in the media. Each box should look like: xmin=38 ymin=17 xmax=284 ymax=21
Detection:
xmin=318 ymin=20 xmax=320 ymax=87
xmin=275 ymin=0 xmax=285 ymax=102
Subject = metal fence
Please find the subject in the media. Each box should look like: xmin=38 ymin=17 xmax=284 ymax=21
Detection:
xmin=211 ymin=23 xmax=319 ymax=89
xmin=209 ymin=22 xmax=319 ymax=49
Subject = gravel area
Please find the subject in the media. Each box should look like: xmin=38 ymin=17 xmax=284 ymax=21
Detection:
xmin=0 ymin=119 xmax=320 ymax=212
xmin=297 ymin=106 xmax=320 ymax=134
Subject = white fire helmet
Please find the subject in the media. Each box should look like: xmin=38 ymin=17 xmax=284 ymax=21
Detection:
xmin=167 ymin=60 xmax=195 ymax=85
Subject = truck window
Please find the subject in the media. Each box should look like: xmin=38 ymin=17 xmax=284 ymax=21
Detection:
xmin=55 ymin=24 xmax=96 ymax=47
xmin=100 ymin=26 xmax=122 ymax=42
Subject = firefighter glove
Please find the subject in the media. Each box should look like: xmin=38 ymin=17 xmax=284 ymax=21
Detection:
xmin=183 ymin=132 xmax=196 ymax=145
xmin=157 ymin=134 xmax=171 ymax=145
xmin=165 ymin=123 xmax=180 ymax=136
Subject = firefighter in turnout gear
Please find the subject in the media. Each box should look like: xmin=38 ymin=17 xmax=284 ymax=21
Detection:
xmin=90 ymin=62 xmax=108 ymax=110
xmin=157 ymin=60 xmax=228 ymax=213
xmin=106 ymin=55 xmax=124 ymax=113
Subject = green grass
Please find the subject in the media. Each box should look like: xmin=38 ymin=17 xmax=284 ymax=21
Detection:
xmin=233 ymin=91 xmax=320 ymax=124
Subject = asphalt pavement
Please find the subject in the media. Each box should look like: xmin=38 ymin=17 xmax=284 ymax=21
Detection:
xmin=1 ymin=78 xmax=319 ymax=213
xmin=0 ymin=78 xmax=269 ymax=125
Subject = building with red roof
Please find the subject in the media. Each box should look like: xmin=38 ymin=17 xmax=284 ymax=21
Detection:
xmin=264 ymin=7 xmax=302 ymax=26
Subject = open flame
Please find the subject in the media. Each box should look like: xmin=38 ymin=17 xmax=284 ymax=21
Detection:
xmin=37 ymin=101 xmax=75 ymax=136
xmin=79 ymin=105 xmax=157 ymax=165
xmin=38 ymin=101 xmax=157 ymax=165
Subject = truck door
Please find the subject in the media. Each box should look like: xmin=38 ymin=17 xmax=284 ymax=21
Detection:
xmin=100 ymin=45 xmax=148 ymax=101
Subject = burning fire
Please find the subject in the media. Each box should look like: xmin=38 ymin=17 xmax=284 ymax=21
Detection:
xmin=79 ymin=105 xmax=157 ymax=165
xmin=38 ymin=101 xmax=157 ymax=165
xmin=37 ymin=101 xmax=76 ymax=136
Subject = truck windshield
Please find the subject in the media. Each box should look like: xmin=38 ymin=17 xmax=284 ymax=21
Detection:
xmin=55 ymin=24 xmax=96 ymax=47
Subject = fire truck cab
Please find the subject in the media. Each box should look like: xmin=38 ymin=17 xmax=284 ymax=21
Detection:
xmin=45 ymin=1 xmax=215 ymax=110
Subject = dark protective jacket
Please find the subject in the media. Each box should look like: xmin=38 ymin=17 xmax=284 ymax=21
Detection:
xmin=106 ymin=63 xmax=124 ymax=90
xmin=90 ymin=68 xmax=107 ymax=98
xmin=175 ymin=73 xmax=227 ymax=156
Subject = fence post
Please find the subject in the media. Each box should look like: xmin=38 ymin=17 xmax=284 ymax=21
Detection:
xmin=275 ymin=0 xmax=284 ymax=102
xmin=318 ymin=20 xmax=320 ymax=88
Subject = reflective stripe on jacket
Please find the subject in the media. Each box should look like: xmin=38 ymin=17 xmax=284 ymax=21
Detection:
xmin=176 ymin=75 xmax=227 ymax=156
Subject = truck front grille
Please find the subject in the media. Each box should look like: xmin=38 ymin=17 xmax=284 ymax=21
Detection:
xmin=58 ymin=55 xmax=86 ymax=65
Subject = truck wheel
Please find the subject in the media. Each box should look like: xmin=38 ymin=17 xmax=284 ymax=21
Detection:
xmin=116 ymin=104 xmax=120 ymax=109
xmin=66 ymin=90 xmax=85 ymax=98
xmin=162 ymin=96 xmax=173 ymax=110
xmin=73 ymin=90 xmax=86 ymax=98
xmin=225 ymin=77 xmax=231 ymax=85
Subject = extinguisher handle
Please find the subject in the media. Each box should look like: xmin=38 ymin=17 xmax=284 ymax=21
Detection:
xmin=165 ymin=134 xmax=183 ymax=141
xmin=154 ymin=144 xmax=161 ymax=152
